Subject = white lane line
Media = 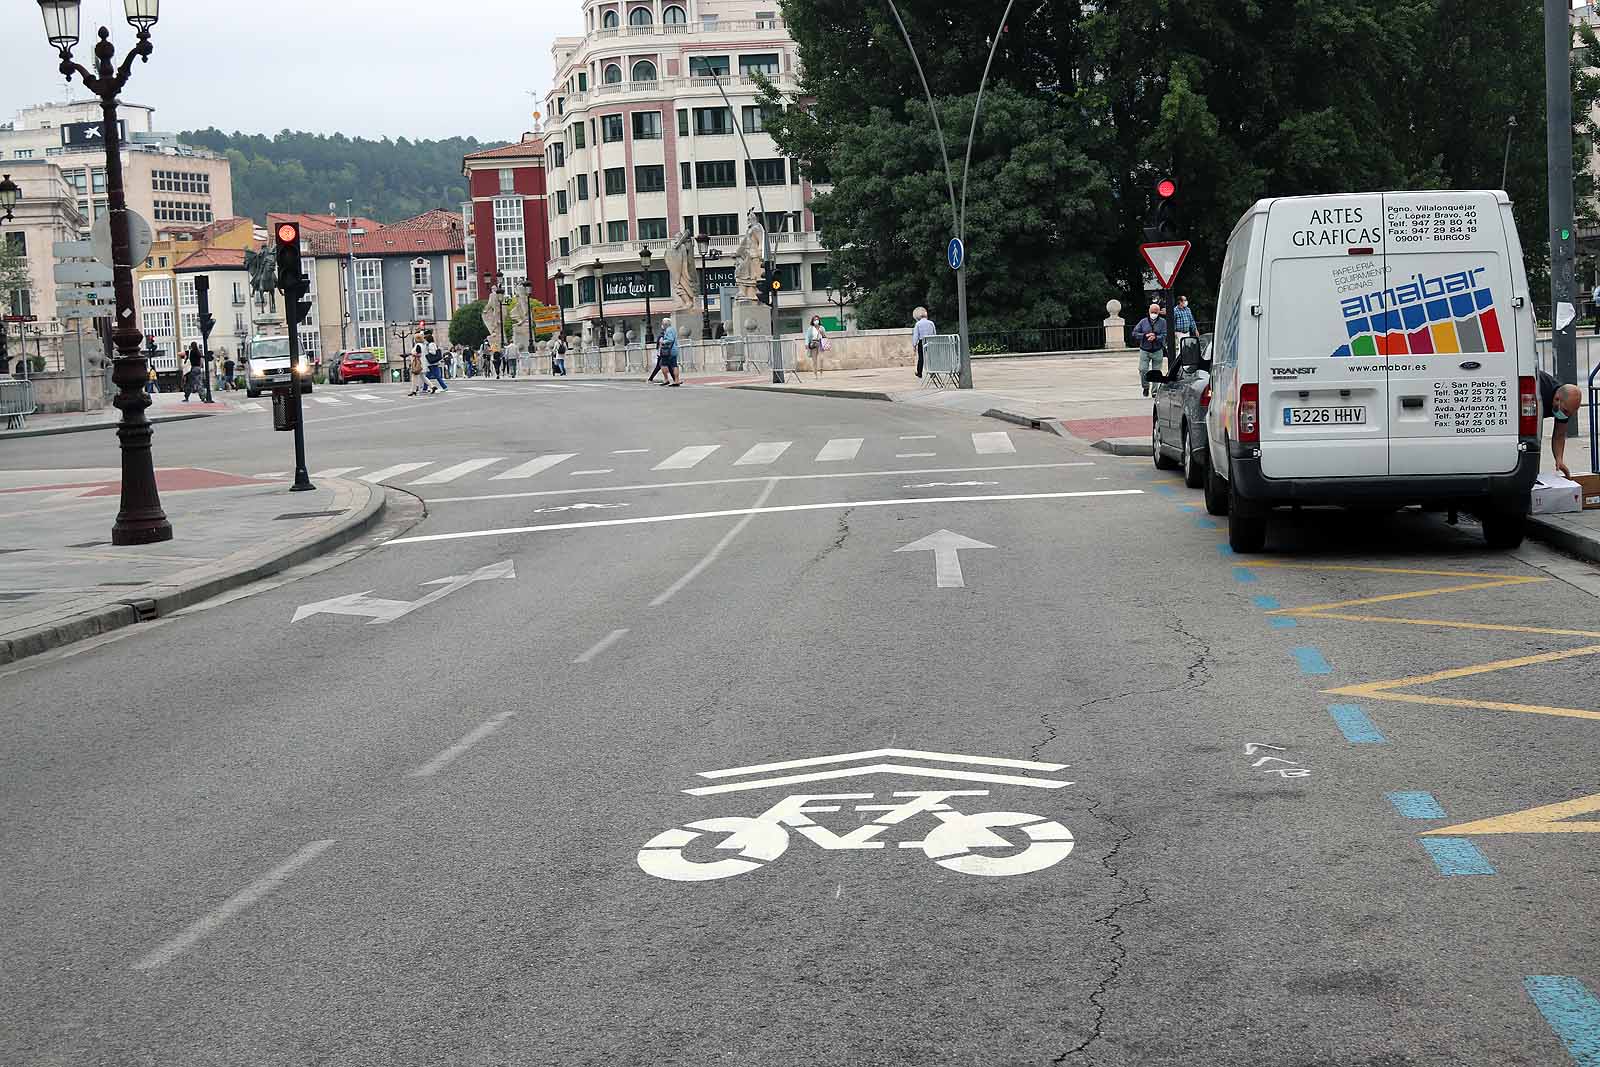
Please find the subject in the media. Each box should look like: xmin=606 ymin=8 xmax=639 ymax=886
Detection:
xmin=815 ymin=438 xmax=863 ymax=462
xmin=900 ymin=435 xmax=936 ymax=440
xmin=310 ymin=396 xmax=344 ymax=406
xmin=351 ymin=393 xmax=391 ymax=403
xmin=612 ymin=449 xmax=650 ymax=454
xmin=410 ymin=458 xmax=504 ymax=485
xmin=389 ymin=489 xmax=1144 ymax=546
xmin=653 ymin=444 xmax=721 ymax=470
xmin=733 ymin=441 xmax=793 ymax=466
xmin=650 ymin=479 xmax=779 ymax=607
xmin=312 ymin=466 xmax=362 ymax=478
xmin=131 ymin=839 xmax=336 ymax=971
xmin=361 ymin=462 xmax=430 ymax=483
xmin=973 ymin=431 xmax=1016 ymax=455
xmin=408 ymin=710 xmax=518 ymax=778
xmin=236 ymin=402 xmax=265 ymax=412
xmin=575 ymin=628 xmax=630 ymax=663
xmin=429 ymin=462 xmax=1094 ymax=504
xmin=491 ymin=453 xmax=577 ymax=480
xmin=897 ymin=452 xmax=937 ymax=458
xmin=570 ymin=469 xmax=614 ymax=475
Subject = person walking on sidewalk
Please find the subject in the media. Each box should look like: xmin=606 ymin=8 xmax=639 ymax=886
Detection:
xmin=220 ymin=351 xmax=237 ymax=391
xmin=408 ymin=340 xmax=428 ymax=396
xmin=425 ymin=333 xmax=448 ymax=393
xmin=912 ymin=307 xmax=936 ymax=378
xmin=805 ymin=315 xmax=828 ymax=378
xmin=554 ymin=335 xmax=568 ymax=377
xmin=504 ymin=343 xmax=518 ymax=379
xmin=181 ymin=342 xmax=210 ymax=402
xmin=659 ymin=317 xmax=682 ymax=386
xmin=1172 ymin=295 xmax=1197 ymax=341
xmin=1134 ymin=302 xmax=1168 ymax=396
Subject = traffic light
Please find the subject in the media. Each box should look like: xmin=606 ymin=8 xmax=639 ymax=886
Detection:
xmin=1153 ymin=177 xmax=1178 ymax=240
xmin=758 ymin=261 xmax=781 ymax=306
xmin=275 ymin=221 xmax=308 ymax=325
xmin=194 ymin=275 xmax=215 ymax=339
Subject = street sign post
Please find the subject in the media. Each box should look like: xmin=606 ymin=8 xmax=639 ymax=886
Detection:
xmin=947 ymin=237 xmax=965 ymax=271
xmin=91 ymin=209 xmax=153 ymax=269
xmin=1139 ymin=241 xmax=1192 ymax=290
xmin=54 ymin=261 xmax=115 ymax=285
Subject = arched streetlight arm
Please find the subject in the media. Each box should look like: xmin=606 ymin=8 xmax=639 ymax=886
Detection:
xmin=958 ymin=0 xmax=1018 ymax=242
xmin=884 ymin=0 xmax=959 ymax=236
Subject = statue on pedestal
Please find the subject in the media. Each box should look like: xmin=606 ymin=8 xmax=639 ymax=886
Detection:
xmin=734 ymin=208 xmax=766 ymax=303
xmin=481 ymin=288 xmax=506 ymax=349
xmin=244 ymin=248 xmax=277 ymax=312
xmin=665 ymin=229 xmax=698 ymax=315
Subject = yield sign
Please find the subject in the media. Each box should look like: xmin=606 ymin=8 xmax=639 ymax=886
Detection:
xmin=1139 ymin=241 xmax=1192 ymax=289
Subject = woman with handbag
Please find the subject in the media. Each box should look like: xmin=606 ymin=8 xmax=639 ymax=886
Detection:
xmin=805 ymin=315 xmax=828 ymax=378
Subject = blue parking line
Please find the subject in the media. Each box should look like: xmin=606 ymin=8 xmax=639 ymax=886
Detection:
xmin=1291 ymin=647 xmax=1331 ymax=674
xmin=1270 ymin=617 xmax=1298 ymax=629
xmin=1193 ymin=517 xmax=1218 ymax=529
xmin=1387 ymin=791 xmax=1447 ymax=819
xmin=1329 ymin=704 xmax=1386 ymax=744
xmin=1179 ymin=505 xmax=1199 ymax=513
xmin=1218 ymin=544 xmax=1235 ymax=557
xmin=1525 ymin=976 xmax=1600 ymax=1066
xmin=1419 ymin=837 xmax=1496 ymax=876
xmin=1153 ymin=485 xmax=1178 ymax=497
xmin=1232 ymin=567 xmax=1257 ymax=583
xmin=1253 ymin=596 xmax=1281 ymax=610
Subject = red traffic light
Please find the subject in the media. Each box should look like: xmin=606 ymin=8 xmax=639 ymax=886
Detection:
xmin=276 ymin=222 xmax=300 ymax=244
xmin=1156 ymin=178 xmax=1177 ymax=199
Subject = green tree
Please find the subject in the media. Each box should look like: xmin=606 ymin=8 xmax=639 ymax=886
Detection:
xmin=0 ymin=236 xmax=30 ymax=315
xmin=449 ymin=300 xmax=488 ymax=349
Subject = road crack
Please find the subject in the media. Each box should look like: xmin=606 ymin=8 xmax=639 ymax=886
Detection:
xmin=803 ymin=507 xmax=853 ymax=570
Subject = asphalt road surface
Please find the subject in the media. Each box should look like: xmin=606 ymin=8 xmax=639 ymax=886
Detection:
xmin=4 ymin=378 xmax=1598 ymax=1066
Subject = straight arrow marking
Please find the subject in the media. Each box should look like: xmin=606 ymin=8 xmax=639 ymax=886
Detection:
xmin=896 ymin=529 xmax=995 ymax=588
xmin=291 ymin=561 xmax=515 ymax=624
xmin=683 ymin=763 xmax=1073 ymax=796
xmin=697 ymin=747 xmax=1067 ymax=778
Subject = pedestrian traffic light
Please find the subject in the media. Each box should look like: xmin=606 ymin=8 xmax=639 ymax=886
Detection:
xmin=1154 ymin=178 xmax=1178 ymax=240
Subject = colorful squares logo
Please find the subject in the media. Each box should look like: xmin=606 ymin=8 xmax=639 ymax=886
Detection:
xmin=1336 ymin=275 xmax=1504 ymax=358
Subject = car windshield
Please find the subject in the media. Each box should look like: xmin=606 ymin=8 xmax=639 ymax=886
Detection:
xmin=251 ymin=338 xmax=290 ymax=360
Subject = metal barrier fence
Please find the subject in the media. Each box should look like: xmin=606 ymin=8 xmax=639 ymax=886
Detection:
xmin=0 ymin=378 xmax=36 ymax=430
xmin=1532 ymin=336 xmax=1600 ymax=473
xmin=921 ymin=334 xmax=962 ymax=388
xmin=969 ymin=326 xmax=1104 ymax=355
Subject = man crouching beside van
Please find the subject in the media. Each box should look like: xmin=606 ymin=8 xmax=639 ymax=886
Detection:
xmin=1539 ymin=368 xmax=1585 ymax=477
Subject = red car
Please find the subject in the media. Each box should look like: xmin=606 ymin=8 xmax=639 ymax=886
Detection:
xmin=329 ymin=349 xmax=383 ymax=385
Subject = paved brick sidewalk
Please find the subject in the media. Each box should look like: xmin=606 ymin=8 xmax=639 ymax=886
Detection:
xmin=0 ymin=469 xmax=385 ymax=663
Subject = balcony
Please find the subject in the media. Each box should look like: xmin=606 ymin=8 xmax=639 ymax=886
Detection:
xmin=589 ymin=18 xmax=784 ymax=44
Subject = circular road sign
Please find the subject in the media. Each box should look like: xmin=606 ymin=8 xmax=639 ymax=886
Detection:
xmin=947 ymin=237 xmax=965 ymax=271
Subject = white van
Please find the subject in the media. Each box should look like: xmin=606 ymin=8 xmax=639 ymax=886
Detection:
xmin=1204 ymin=190 xmax=1540 ymax=551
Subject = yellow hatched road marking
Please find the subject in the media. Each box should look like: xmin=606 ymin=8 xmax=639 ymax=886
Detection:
xmin=1420 ymin=792 xmax=1600 ymax=835
xmin=1247 ymin=562 xmax=1524 ymax=579
xmin=1289 ymin=612 xmax=1600 ymax=640
xmin=1268 ymin=576 xmax=1547 ymax=615
xmin=1324 ymin=643 xmax=1600 ymax=723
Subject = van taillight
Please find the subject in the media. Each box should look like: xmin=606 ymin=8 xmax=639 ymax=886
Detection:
xmin=1519 ymin=376 xmax=1537 ymax=436
xmin=1201 ymin=383 xmax=1212 ymax=408
xmin=1239 ymin=383 xmax=1260 ymax=443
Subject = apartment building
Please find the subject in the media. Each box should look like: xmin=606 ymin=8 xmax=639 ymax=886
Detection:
xmin=463 ymin=138 xmax=555 ymax=308
xmin=0 ymin=161 xmax=88 ymax=326
xmin=542 ymin=0 xmax=847 ymax=339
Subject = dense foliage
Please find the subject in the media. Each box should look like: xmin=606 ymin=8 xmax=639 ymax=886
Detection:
xmin=449 ymin=300 xmax=489 ymax=349
xmin=180 ymin=129 xmax=500 ymax=224
xmin=763 ymin=0 xmax=1599 ymax=329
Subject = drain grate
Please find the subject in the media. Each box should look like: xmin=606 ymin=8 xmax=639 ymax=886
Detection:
xmin=274 ymin=509 xmax=347 ymax=521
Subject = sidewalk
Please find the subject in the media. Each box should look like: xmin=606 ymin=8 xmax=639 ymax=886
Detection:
xmin=0 ymin=469 xmax=386 ymax=664
xmin=0 ymin=391 xmax=237 ymax=440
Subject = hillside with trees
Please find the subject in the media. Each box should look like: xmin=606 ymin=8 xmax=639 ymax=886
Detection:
xmin=180 ymin=128 xmax=503 ymax=224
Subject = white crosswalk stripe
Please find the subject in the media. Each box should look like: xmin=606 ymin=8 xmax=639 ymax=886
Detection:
xmin=410 ymin=458 xmax=505 ymax=485
xmin=972 ymin=431 xmax=1016 ymax=455
xmin=237 ymin=402 xmax=264 ymax=412
xmin=360 ymin=462 xmax=431 ymax=483
xmin=491 ymin=453 xmax=577 ymax=480
xmin=351 ymin=393 xmax=392 ymax=403
xmin=815 ymin=438 xmax=863 ymax=462
xmin=733 ymin=441 xmax=792 ymax=466
xmin=653 ymin=445 xmax=721 ymax=470
xmin=313 ymin=466 xmax=361 ymax=478
xmin=310 ymin=396 xmax=345 ymax=406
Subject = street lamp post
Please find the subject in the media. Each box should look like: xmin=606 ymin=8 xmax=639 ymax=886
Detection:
xmin=693 ymin=233 xmax=723 ymax=338
xmin=639 ymin=245 xmax=655 ymax=345
xmin=593 ymin=258 xmax=608 ymax=347
xmin=553 ymin=268 xmax=567 ymax=340
xmin=521 ymin=276 xmax=534 ymax=363
xmin=0 ymin=174 xmax=19 ymax=222
xmin=38 ymin=0 xmax=171 ymax=543
xmin=825 ymin=285 xmax=856 ymax=333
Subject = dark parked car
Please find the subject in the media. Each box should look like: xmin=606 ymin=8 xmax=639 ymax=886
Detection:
xmin=1148 ymin=334 xmax=1216 ymax=497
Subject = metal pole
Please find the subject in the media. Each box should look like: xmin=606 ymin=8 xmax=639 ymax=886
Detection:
xmin=75 ymin=316 xmax=86 ymax=410
xmin=1502 ymin=115 xmax=1517 ymax=192
xmin=287 ymin=320 xmax=313 ymax=492
xmin=1548 ymin=0 xmax=1578 ymax=407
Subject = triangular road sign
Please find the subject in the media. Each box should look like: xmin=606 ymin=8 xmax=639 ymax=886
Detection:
xmin=1140 ymin=241 xmax=1192 ymax=289
xmin=1421 ymin=792 xmax=1600 ymax=835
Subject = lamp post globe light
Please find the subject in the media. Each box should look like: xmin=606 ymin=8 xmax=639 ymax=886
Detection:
xmin=38 ymin=0 xmax=171 ymax=543
xmin=0 ymin=175 xmax=19 ymax=222
xmin=639 ymin=245 xmax=655 ymax=345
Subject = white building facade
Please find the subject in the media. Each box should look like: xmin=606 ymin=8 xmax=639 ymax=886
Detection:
xmin=543 ymin=0 xmax=848 ymax=340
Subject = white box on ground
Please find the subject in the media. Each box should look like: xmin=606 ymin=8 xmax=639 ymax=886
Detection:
xmin=1531 ymin=473 xmax=1582 ymax=515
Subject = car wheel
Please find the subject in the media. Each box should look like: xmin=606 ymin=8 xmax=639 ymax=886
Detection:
xmin=1481 ymin=506 xmax=1526 ymax=550
xmin=1227 ymin=476 xmax=1267 ymax=553
xmin=1152 ymin=410 xmax=1178 ymax=470
xmin=1204 ymin=462 xmax=1229 ymax=516
xmin=1182 ymin=423 xmax=1205 ymax=489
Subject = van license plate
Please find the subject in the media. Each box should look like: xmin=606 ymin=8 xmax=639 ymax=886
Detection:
xmin=1284 ymin=406 xmax=1366 ymax=426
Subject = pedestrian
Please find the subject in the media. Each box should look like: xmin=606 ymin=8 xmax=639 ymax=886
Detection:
xmin=408 ymin=338 xmax=427 ymax=396
xmin=554 ymin=335 xmax=568 ymax=376
xmin=1134 ymin=301 xmax=1168 ymax=397
xmin=647 ymin=329 xmax=670 ymax=384
xmin=492 ymin=348 xmax=504 ymax=379
xmin=146 ymin=365 xmax=159 ymax=394
xmin=181 ymin=341 xmax=206 ymax=402
xmin=805 ymin=314 xmax=828 ymax=378
xmin=221 ymin=350 xmax=237 ymax=391
xmin=912 ymin=306 xmax=936 ymax=378
xmin=425 ymin=332 xmax=448 ymax=393
xmin=1172 ymin=295 xmax=1197 ymax=341
xmin=1538 ymin=367 xmax=1586 ymax=477
xmin=659 ymin=316 xmax=682 ymax=386
xmin=504 ymin=343 xmax=518 ymax=379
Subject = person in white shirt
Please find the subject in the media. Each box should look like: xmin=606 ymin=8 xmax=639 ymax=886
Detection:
xmin=805 ymin=315 xmax=828 ymax=378
xmin=912 ymin=307 xmax=936 ymax=378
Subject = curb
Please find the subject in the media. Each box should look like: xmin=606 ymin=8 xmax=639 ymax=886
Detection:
xmin=1091 ymin=437 xmax=1154 ymax=457
xmin=0 ymin=477 xmax=387 ymax=666
xmin=1526 ymin=514 xmax=1600 ymax=566
xmin=981 ymin=408 xmax=1070 ymax=438
xmin=729 ymin=383 xmax=895 ymax=402
xmin=0 ymin=409 xmax=219 ymax=441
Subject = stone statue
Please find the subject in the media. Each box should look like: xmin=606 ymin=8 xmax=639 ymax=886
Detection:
xmin=665 ymin=228 xmax=698 ymax=313
xmin=510 ymin=292 xmax=533 ymax=350
xmin=481 ymin=287 xmax=506 ymax=348
xmin=244 ymin=248 xmax=277 ymax=312
xmin=734 ymin=208 xmax=766 ymax=302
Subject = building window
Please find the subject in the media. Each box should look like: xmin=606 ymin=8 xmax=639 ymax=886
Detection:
xmin=776 ymin=264 xmax=802 ymax=292
xmin=7 ymin=288 xmax=31 ymax=318
xmin=811 ymin=264 xmax=833 ymax=292
xmin=701 ymin=14 xmax=718 ymax=30
xmin=414 ymin=292 xmax=434 ymax=320
xmin=693 ymin=107 xmax=732 ymax=135
xmin=664 ymin=4 xmax=687 ymax=24
xmin=699 ymin=213 xmax=739 ymax=237
xmin=604 ymin=167 xmax=627 ymax=196
xmin=742 ymin=105 xmax=770 ymax=133
xmin=632 ymin=111 xmax=662 ymax=140
xmin=578 ymin=276 xmax=597 ymax=304
xmin=559 ymin=237 xmax=571 ymax=258
xmin=763 ymin=210 xmax=801 ymax=234
xmin=690 ymin=55 xmax=730 ymax=77
xmin=602 ymin=114 xmax=625 ymax=142
xmin=558 ymin=283 xmax=574 ymax=309
xmin=13 ymin=150 xmax=33 ymax=160
xmin=576 ymin=174 xmax=589 ymax=200
xmin=152 ymin=169 xmax=211 ymax=194
xmin=579 ymin=225 xmax=592 ymax=246
xmin=696 ymin=160 xmax=737 ymax=189
xmin=635 ymin=164 xmax=665 ymax=193
xmin=232 ymin=281 xmax=246 ymax=305
xmin=152 ymin=200 xmax=214 ymax=223
xmin=603 ymin=64 xmax=623 ymax=84
xmin=498 ymin=168 xmax=515 ymax=192
xmin=556 ymin=189 xmax=569 ymax=213
xmin=679 ymin=161 xmax=692 ymax=189
xmin=496 ymin=234 xmax=526 ymax=272
xmin=412 ymin=258 xmax=432 ymax=289
xmin=235 ymin=312 xmax=247 ymax=335
xmin=677 ymin=109 xmax=689 ymax=136
xmin=632 ymin=60 xmax=657 ymax=82
xmin=578 ymin=71 xmax=588 ymax=90
xmin=359 ymin=325 xmax=384 ymax=349
xmin=628 ymin=6 xmax=652 ymax=26
xmin=573 ymin=122 xmax=585 ymax=148
xmin=177 ymin=277 xmax=198 ymax=307
xmin=602 ymin=9 xmax=618 ymax=28
xmin=493 ymin=197 xmax=523 ymax=231
xmin=746 ymin=159 xmax=786 ymax=186
xmin=739 ymin=53 xmax=781 ymax=77
xmin=91 ymin=168 xmax=105 ymax=194
xmin=607 ymin=220 xmax=629 ymax=244
xmin=638 ymin=217 xmax=668 ymax=241
xmin=137 ymin=277 xmax=174 ymax=350
xmin=355 ymin=260 xmax=383 ymax=324
xmin=551 ymin=143 xmax=565 ymax=168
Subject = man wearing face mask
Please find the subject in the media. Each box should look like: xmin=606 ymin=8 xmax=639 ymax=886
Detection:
xmin=1538 ymin=367 xmax=1585 ymax=477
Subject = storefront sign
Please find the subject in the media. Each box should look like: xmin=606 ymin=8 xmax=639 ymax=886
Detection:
xmin=601 ymin=270 xmax=670 ymax=301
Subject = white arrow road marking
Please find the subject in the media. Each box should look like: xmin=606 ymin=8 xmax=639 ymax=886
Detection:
xmin=683 ymin=763 xmax=1073 ymax=796
xmin=292 ymin=560 xmax=515 ymax=624
xmin=895 ymin=529 xmax=995 ymax=588
xmin=697 ymin=748 xmax=1068 ymax=778
xmin=972 ymin=431 xmax=1016 ymax=455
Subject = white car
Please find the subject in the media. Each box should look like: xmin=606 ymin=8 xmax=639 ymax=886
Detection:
xmin=1204 ymin=190 xmax=1539 ymax=551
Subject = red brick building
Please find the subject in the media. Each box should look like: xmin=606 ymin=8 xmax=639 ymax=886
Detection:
xmin=462 ymin=137 xmax=554 ymax=307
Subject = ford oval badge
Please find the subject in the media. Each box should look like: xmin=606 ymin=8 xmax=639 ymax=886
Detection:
xmin=1459 ymin=360 xmax=1482 ymax=370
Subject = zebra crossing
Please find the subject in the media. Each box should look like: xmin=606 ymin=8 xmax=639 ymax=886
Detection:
xmin=234 ymin=381 xmax=624 ymax=414
xmin=287 ymin=430 xmax=1031 ymax=488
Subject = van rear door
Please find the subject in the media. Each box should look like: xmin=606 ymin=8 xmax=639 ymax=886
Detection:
xmin=1381 ymin=192 xmax=1520 ymax=476
xmin=1258 ymin=194 xmax=1389 ymax=479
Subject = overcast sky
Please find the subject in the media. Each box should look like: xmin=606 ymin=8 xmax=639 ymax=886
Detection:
xmin=0 ymin=1 xmax=584 ymax=143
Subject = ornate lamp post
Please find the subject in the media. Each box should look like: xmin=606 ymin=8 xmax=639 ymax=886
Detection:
xmin=592 ymin=257 xmax=608 ymax=347
xmin=553 ymin=268 xmax=567 ymax=340
xmin=825 ymin=284 xmax=857 ymax=333
xmin=521 ymin=276 xmax=535 ymax=357
xmin=639 ymin=245 xmax=655 ymax=345
xmin=0 ymin=175 xmax=19 ymax=222
xmin=693 ymin=232 xmax=723 ymax=338
xmin=38 ymin=0 xmax=171 ymax=543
